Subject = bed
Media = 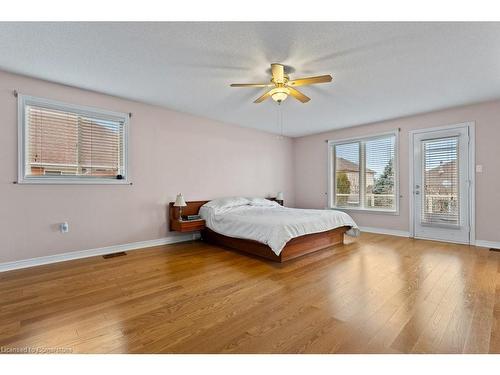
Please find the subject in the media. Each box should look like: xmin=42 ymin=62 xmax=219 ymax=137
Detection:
xmin=169 ymin=197 xmax=359 ymax=262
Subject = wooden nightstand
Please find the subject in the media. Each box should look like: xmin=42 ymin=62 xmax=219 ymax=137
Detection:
xmin=169 ymin=201 xmax=207 ymax=233
xmin=170 ymin=219 xmax=205 ymax=233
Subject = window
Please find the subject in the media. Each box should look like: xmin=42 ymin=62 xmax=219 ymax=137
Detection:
xmin=18 ymin=95 xmax=129 ymax=184
xmin=422 ymin=137 xmax=459 ymax=225
xmin=328 ymin=131 xmax=398 ymax=212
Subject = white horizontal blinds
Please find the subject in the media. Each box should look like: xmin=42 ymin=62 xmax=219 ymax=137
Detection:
xmin=422 ymin=137 xmax=459 ymax=226
xmin=365 ymin=135 xmax=396 ymax=210
xmin=331 ymin=132 xmax=398 ymax=211
xmin=26 ymin=105 xmax=124 ymax=178
xmin=27 ymin=106 xmax=79 ymax=175
xmin=79 ymin=116 xmax=123 ymax=177
xmin=334 ymin=142 xmax=360 ymax=208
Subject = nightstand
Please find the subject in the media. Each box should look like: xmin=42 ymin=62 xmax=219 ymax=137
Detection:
xmin=170 ymin=219 xmax=206 ymax=233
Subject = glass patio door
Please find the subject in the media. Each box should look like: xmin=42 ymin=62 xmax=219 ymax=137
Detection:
xmin=412 ymin=126 xmax=470 ymax=244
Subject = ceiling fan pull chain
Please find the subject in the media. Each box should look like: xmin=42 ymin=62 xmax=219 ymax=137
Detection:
xmin=276 ymin=103 xmax=284 ymax=139
xmin=280 ymin=104 xmax=284 ymax=138
xmin=276 ymin=103 xmax=281 ymax=137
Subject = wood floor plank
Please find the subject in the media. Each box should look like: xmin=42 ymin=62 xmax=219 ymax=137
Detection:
xmin=489 ymin=283 xmax=500 ymax=353
xmin=462 ymin=252 xmax=498 ymax=353
xmin=1 ymin=235 xmax=499 ymax=353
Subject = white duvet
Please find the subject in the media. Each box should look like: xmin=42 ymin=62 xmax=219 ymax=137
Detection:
xmin=200 ymin=203 xmax=360 ymax=255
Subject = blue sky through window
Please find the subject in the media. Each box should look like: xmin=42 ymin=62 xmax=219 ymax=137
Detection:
xmin=335 ymin=136 xmax=395 ymax=177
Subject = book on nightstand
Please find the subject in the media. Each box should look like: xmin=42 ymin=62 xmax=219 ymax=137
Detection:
xmin=182 ymin=214 xmax=202 ymax=221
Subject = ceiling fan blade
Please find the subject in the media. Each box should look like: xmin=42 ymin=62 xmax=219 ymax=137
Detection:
xmin=253 ymin=90 xmax=272 ymax=103
xmin=288 ymin=87 xmax=311 ymax=103
xmin=288 ymin=75 xmax=333 ymax=87
xmin=271 ymin=63 xmax=285 ymax=84
xmin=230 ymin=83 xmax=273 ymax=88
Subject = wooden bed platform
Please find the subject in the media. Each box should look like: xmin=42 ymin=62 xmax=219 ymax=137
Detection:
xmin=169 ymin=199 xmax=349 ymax=262
xmin=201 ymin=226 xmax=348 ymax=262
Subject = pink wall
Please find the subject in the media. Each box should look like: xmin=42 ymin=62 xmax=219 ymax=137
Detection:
xmin=293 ymin=100 xmax=500 ymax=243
xmin=0 ymin=71 xmax=295 ymax=264
xmin=3 ymin=69 xmax=499 ymax=265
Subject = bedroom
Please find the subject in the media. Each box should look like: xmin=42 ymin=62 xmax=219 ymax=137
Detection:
xmin=1 ymin=1 xmax=500 ymax=372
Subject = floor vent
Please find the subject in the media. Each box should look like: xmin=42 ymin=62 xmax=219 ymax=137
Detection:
xmin=489 ymin=248 xmax=500 ymax=252
xmin=103 ymin=252 xmax=127 ymax=259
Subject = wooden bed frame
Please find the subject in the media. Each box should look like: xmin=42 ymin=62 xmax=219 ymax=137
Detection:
xmin=168 ymin=199 xmax=349 ymax=262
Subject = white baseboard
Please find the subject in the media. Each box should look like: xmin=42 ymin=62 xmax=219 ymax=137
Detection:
xmin=359 ymin=226 xmax=410 ymax=238
xmin=359 ymin=226 xmax=499 ymax=249
xmin=0 ymin=232 xmax=201 ymax=273
xmin=474 ymin=239 xmax=500 ymax=249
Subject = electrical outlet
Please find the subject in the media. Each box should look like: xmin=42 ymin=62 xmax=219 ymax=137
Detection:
xmin=60 ymin=222 xmax=69 ymax=233
xmin=476 ymin=165 xmax=483 ymax=173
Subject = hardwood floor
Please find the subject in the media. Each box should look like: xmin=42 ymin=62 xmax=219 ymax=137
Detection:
xmin=1 ymin=233 xmax=499 ymax=353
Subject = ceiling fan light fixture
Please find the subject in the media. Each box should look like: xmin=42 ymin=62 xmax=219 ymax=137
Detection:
xmin=230 ymin=63 xmax=332 ymax=104
xmin=270 ymin=87 xmax=289 ymax=103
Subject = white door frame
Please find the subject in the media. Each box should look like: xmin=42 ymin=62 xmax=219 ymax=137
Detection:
xmin=408 ymin=122 xmax=475 ymax=245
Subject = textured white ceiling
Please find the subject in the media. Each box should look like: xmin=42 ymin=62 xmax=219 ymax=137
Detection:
xmin=1 ymin=22 xmax=500 ymax=137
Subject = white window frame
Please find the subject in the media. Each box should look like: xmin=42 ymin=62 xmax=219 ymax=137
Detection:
xmin=327 ymin=130 xmax=399 ymax=214
xmin=17 ymin=94 xmax=130 ymax=185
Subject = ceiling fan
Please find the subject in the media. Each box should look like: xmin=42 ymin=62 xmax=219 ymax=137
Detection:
xmin=230 ymin=63 xmax=333 ymax=104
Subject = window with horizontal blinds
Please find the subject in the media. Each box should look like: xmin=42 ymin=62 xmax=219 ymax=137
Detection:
xmin=365 ymin=136 xmax=396 ymax=210
xmin=329 ymin=132 xmax=398 ymax=212
xmin=28 ymin=106 xmax=79 ymax=175
xmin=19 ymin=95 xmax=128 ymax=183
xmin=78 ymin=116 xmax=124 ymax=176
xmin=422 ymin=137 xmax=459 ymax=226
xmin=334 ymin=142 xmax=360 ymax=208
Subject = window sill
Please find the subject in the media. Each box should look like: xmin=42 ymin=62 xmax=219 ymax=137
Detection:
xmin=17 ymin=178 xmax=131 ymax=185
xmin=329 ymin=207 xmax=399 ymax=215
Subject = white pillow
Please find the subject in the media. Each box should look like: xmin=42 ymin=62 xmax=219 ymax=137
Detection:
xmin=247 ymin=197 xmax=280 ymax=207
xmin=203 ymin=197 xmax=250 ymax=212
